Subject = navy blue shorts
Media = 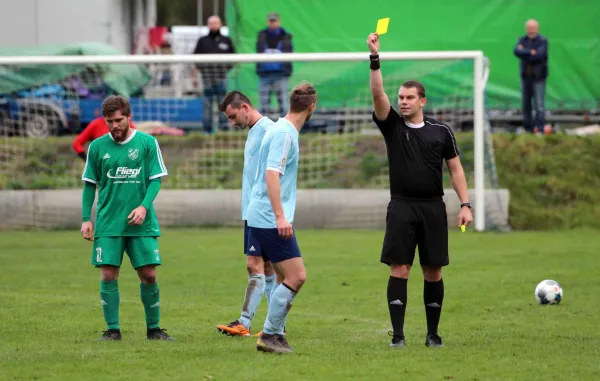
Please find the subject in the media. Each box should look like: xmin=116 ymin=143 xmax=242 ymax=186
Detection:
xmin=244 ymin=221 xmax=270 ymax=261
xmin=247 ymin=226 xmax=301 ymax=264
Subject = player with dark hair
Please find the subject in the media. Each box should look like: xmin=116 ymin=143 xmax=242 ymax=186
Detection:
xmin=247 ymin=82 xmax=317 ymax=353
xmin=80 ymin=95 xmax=173 ymax=341
xmin=215 ymin=91 xmax=278 ymax=337
xmin=367 ymin=33 xmax=473 ymax=348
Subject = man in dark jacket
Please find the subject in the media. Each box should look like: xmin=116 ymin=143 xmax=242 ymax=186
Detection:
xmin=255 ymin=13 xmax=293 ymax=115
xmin=513 ymin=19 xmax=549 ymax=134
xmin=193 ymin=15 xmax=236 ymax=133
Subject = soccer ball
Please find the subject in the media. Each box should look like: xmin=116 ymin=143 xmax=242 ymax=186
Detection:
xmin=534 ymin=279 xmax=563 ymax=305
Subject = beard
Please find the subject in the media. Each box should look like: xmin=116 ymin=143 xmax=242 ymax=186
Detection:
xmin=110 ymin=122 xmax=130 ymax=142
xmin=304 ymin=110 xmax=313 ymax=123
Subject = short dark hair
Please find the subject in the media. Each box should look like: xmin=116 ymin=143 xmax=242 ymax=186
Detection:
xmin=401 ymin=80 xmax=426 ymax=98
xmin=101 ymin=95 xmax=131 ymax=117
xmin=219 ymin=91 xmax=253 ymax=112
xmin=289 ymin=82 xmax=317 ymax=113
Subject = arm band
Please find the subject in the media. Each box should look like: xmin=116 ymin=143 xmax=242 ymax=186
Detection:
xmin=370 ymin=54 xmax=380 ymax=70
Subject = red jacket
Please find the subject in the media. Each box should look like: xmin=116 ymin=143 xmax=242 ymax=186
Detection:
xmin=72 ymin=117 xmax=136 ymax=154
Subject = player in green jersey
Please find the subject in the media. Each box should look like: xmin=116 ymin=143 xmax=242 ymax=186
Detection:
xmin=80 ymin=95 xmax=173 ymax=341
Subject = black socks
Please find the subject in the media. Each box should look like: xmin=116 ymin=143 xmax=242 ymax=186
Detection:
xmin=424 ymin=279 xmax=444 ymax=336
xmin=387 ymin=276 xmax=408 ymax=338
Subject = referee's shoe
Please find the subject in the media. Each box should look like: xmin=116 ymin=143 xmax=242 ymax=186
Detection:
xmin=389 ymin=334 xmax=405 ymax=348
xmin=425 ymin=334 xmax=443 ymax=347
xmin=388 ymin=332 xmax=443 ymax=347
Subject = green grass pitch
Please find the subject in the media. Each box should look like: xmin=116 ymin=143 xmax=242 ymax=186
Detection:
xmin=2 ymin=228 xmax=599 ymax=380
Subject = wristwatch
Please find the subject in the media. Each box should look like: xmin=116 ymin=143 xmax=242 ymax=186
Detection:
xmin=460 ymin=202 xmax=472 ymax=209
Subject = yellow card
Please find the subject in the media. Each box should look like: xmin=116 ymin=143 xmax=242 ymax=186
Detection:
xmin=376 ymin=17 xmax=390 ymax=35
xmin=460 ymin=225 xmax=466 ymax=233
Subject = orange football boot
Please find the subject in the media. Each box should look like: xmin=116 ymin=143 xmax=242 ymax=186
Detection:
xmin=217 ymin=320 xmax=250 ymax=336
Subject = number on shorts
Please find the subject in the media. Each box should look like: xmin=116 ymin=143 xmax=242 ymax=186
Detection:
xmin=96 ymin=247 xmax=102 ymax=263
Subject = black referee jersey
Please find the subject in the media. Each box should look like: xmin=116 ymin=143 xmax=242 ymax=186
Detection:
xmin=372 ymin=106 xmax=460 ymax=201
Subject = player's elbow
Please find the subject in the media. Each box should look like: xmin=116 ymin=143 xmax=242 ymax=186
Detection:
xmin=371 ymin=91 xmax=387 ymax=101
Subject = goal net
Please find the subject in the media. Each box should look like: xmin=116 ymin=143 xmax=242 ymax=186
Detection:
xmin=0 ymin=52 xmax=509 ymax=232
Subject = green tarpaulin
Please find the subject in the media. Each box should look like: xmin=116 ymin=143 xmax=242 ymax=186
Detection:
xmin=226 ymin=0 xmax=600 ymax=111
xmin=0 ymin=42 xmax=151 ymax=97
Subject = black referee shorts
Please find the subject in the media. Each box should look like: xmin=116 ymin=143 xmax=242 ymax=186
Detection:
xmin=381 ymin=198 xmax=449 ymax=267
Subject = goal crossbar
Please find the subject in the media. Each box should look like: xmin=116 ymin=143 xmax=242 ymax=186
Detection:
xmin=0 ymin=51 xmax=484 ymax=65
xmin=0 ymin=51 xmax=486 ymax=231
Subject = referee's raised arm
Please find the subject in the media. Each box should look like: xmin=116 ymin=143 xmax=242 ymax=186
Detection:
xmin=367 ymin=33 xmax=390 ymax=121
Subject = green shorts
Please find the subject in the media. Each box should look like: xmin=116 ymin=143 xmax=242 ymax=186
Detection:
xmin=92 ymin=236 xmax=161 ymax=269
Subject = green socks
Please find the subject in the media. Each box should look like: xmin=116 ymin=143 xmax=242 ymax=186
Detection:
xmin=100 ymin=281 xmax=161 ymax=331
xmin=140 ymin=283 xmax=160 ymax=329
xmin=100 ymin=280 xmax=120 ymax=330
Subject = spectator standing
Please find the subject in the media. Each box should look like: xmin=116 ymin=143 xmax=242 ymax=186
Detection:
xmin=256 ymin=13 xmax=293 ymax=115
xmin=193 ymin=15 xmax=236 ymax=134
xmin=513 ymin=19 xmax=549 ymax=134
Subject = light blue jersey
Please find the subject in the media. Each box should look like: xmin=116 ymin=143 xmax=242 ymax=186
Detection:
xmin=247 ymin=118 xmax=300 ymax=229
xmin=241 ymin=116 xmax=273 ymax=220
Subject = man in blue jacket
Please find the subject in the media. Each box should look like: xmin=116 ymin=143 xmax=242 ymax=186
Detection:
xmin=513 ymin=19 xmax=549 ymax=134
xmin=256 ymin=13 xmax=293 ymax=115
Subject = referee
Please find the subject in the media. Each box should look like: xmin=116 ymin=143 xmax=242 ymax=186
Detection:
xmin=367 ymin=32 xmax=473 ymax=348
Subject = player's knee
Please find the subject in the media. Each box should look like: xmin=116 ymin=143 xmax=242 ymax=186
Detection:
xmin=140 ymin=273 xmax=156 ymax=284
xmin=391 ymin=264 xmax=411 ymax=278
xmin=137 ymin=266 xmax=157 ymax=284
xmin=246 ymin=257 xmax=264 ymax=275
xmin=287 ymin=270 xmax=306 ymax=292
xmin=100 ymin=265 xmax=119 ymax=281
xmin=297 ymin=274 xmax=306 ymax=290
xmin=422 ymin=266 xmax=442 ymax=282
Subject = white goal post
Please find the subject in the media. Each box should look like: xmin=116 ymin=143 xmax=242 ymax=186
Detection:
xmin=0 ymin=51 xmax=490 ymax=231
